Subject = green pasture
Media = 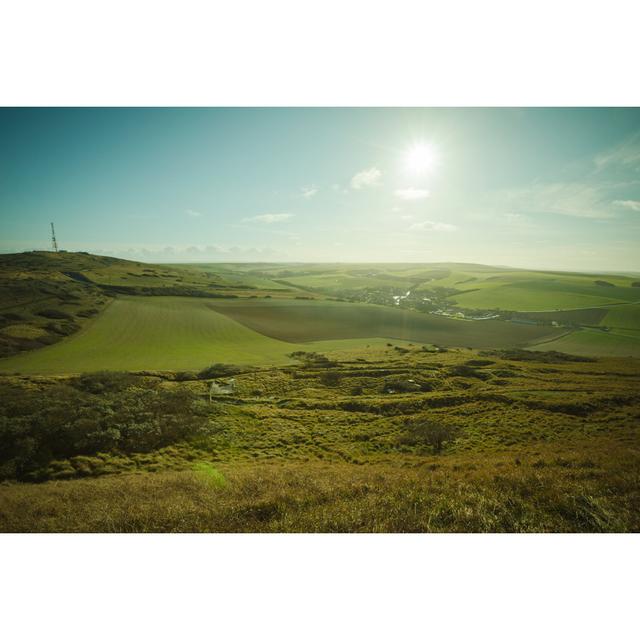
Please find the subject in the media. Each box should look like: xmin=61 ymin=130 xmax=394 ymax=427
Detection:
xmin=205 ymin=298 xmax=561 ymax=346
xmin=448 ymin=275 xmax=640 ymax=311
xmin=531 ymin=327 xmax=640 ymax=358
xmin=601 ymin=303 xmax=640 ymax=330
xmin=0 ymin=295 xmax=564 ymax=374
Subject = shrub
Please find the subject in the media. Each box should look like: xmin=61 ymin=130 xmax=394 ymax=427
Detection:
xmin=479 ymin=349 xmax=595 ymax=363
xmin=399 ymin=419 xmax=459 ymax=454
xmin=448 ymin=365 xmax=489 ymax=379
xmin=0 ymin=381 xmax=212 ymax=481
xmin=288 ymin=351 xmax=337 ymax=368
xmin=383 ymin=378 xmax=421 ymax=393
xmin=72 ymin=371 xmax=138 ymax=394
xmin=174 ymin=371 xmax=197 ymax=381
xmin=197 ymin=363 xmax=244 ymax=379
xmin=319 ymin=370 xmax=341 ymax=386
xmin=465 ymin=359 xmax=495 ymax=367
xmin=75 ymin=308 xmax=99 ymax=318
xmin=2 ymin=312 xmax=25 ymax=322
xmin=36 ymin=308 xmax=74 ymax=320
xmin=45 ymin=321 xmax=79 ymax=336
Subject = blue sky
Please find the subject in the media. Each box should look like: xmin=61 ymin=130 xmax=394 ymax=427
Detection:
xmin=1 ymin=107 xmax=639 ymax=270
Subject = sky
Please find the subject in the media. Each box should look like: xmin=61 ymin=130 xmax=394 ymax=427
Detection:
xmin=1 ymin=107 xmax=639 ymax=270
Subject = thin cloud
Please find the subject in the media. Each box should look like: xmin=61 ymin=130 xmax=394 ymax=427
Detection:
xmin=243 ymin=213 xmax=294 ymax=224
xmin=613 ymin=199 xmax=640 ymax=212
xmin=185 ymin=209 xmax=202 ymax=217
xmin=395 ymin=188 xmax=430 ymax=201
xmin=594 ymin=131 xmax=640 ymax=171
xmin=494 ymin=182 xmax=616 ymax=219
xmin=301 ymin=186 xmax=318 ymax=199
xmin=409 ymin=220 xmax=457 ymax=232
xmin=350 ymin=167 xmax=382 ymax=190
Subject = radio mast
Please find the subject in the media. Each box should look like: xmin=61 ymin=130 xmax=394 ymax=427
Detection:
xmin=50 ymin=222 xmax=59 ymax=252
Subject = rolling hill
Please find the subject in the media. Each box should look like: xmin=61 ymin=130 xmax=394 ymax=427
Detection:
xmin=2 ymin=251 xmax=640 ymax=371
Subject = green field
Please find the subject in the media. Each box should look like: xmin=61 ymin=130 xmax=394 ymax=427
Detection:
xmin=2 ymin=252 xmax=640 ymax=368
xmin=531 ymin=327 xmax=640 ymax=358
xmin=600 ymin=303 xmax=640 ymax=330
xmin=0 ymin=296 xmax=564 ymax=374
xmin=0 ymin=297 xmax=303 ymax=373
xmin=444 ymin=270 xmax=640 ymax=311
xmin=207 ymin=298 xmax=561 ymax=345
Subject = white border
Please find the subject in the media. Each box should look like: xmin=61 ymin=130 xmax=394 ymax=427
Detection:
xmin=1 ymin=534 xmax=637 ymax=639
xmin=1 ymin=1 xmax=638 ymax=637
xmin=1 ymin=0 xmax=639 ymax=106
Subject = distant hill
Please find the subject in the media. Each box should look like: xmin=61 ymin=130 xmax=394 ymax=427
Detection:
xmin=0 ymin=251 xmax=263 ymax=358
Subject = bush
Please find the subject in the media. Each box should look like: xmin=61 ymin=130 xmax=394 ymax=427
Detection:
xmin=448 ymin=365 xmax=489 ymax=379
xmin=75 ymin=308 xmax=99 ymax=318
xmin=479 ymin=349 xmax=595 ymax=363
xmin=319 ymin=370 xmax=341 ymax=386
xmin=383 ymin=378 xmax=421 ymax=393
xmin=174 ymin=371 xmax=197 ymax=381
xmin=399 ymin=419 xmax=459 ymax=454
xmin=36 ymin=308 xmax=74 ymax=320
xmin=0 ymin=381 xmax=212 ymax=481
xmin=465 ymin=359 xmax=495 ymax=367
xmin=288 ymin=351 xmax=337 ymax=368
xmin=72 ymin=371 xmax=138 ymax=394
xmin=197 ymin=363 xmax=244 ymax=379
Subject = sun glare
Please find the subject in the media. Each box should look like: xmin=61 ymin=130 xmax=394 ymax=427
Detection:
xmin=404 ymin=142 xmax=438 ymax=174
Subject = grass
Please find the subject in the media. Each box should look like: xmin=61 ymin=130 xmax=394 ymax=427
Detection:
xmin=0 ymin=296 xmax=302 ymax=373
xmin=206 ymin=298 xmax=562 ymax=346
xmin=0 ymin=295 xmax=566 ymax=374
xmin=601 ymin=303 xmax=640 ymax=330
xmin=449 ymin=277 xmax=640 ymax=311
xmin=531 ymin=327 xmax=640 ymax=357
xmin=0 ymin=346 xmax=638 ymax=531
xmin=4 ymin=252 xmax=640 ymax=367
xmin=1 ymin=449 xmax=638 ymax=532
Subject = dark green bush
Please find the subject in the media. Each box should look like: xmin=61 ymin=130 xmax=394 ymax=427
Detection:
xmin=399 ymin=418 xmax=459 ymax=453
xmin=36 ymin=308 xmax=74 ymax=320
xmin=197 ymin=363 xmax=244 ymax=379
xmin=174 ymin=371 xmax=197 ymax=381
xmin=319 ymin=370 xmax=341 ymax=386
xmin=72 ymin=371 xmax=138 ymax=394
xmin=0 ymin=380 xmax=212 ymax=481
xmin=383 ymin=378 xmax=421 ymax=393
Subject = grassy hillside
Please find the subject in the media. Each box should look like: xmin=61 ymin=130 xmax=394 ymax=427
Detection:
xmin=1 ymin=347 xmax=638 ymax=532
xmin=532 ymin=327 xmax=640 ymax=358
xmin=3 ymin=252 xmax=640 ymax=366
xmin=0 ymin=296 xmax=564 ymax=374
xmin=447 ymin=271 xmax=640 ymax=311
xmin=0 ymin=251 xmax=306 ymax=359
xmin=600 ymin=303 xmax=640 ymax=330
xmin=0 ymin=297 xmax=301 ymax=373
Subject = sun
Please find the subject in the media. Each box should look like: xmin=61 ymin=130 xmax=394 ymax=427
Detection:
xmin=403 ymin=142 xmax=438 ymax=174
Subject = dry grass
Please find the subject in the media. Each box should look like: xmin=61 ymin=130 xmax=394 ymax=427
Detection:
xmin=1 ymin=347 xmax=639 ymax=532
xmin=1 ymin=442 xmax=638 ymax=532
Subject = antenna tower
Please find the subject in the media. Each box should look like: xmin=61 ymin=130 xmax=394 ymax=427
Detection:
xmin=50 ymin=222 xmax=59 ymax=252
